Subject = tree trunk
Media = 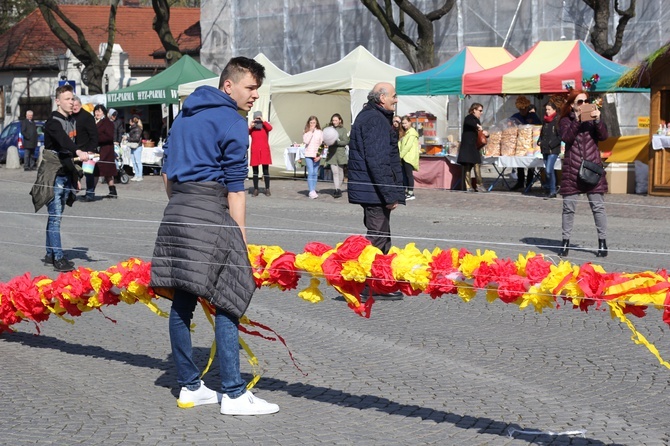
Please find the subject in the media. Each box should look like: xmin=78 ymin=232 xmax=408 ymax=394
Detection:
xmin=36 ymin=0 xmax=118 ymax=95
xmin=152 ymin=0 xmax=182 ymax=66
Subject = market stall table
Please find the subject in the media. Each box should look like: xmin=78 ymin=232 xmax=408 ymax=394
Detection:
xmin=283 ymin=145 xmax=306 ymax=177
xmin=488 ymin=156 xmax=562 ymax=192
xmin=413 ymin=155 xmax=461 ymax=190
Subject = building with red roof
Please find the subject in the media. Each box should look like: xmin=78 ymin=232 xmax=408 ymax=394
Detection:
xmin=0 ymin=5 xmax=200 ymax=125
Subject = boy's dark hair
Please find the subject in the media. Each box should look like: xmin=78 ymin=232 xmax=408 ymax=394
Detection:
xmin=55 ymin=83 xmax=74 ymax=98
xmin=219 ymin=57 xmax=265 ymax=89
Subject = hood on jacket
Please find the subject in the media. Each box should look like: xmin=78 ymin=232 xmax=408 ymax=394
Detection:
xmin=182 ymin=85 xmax=237 ymax=117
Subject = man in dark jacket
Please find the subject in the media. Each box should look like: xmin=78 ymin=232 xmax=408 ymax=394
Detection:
xmin=21 ymin=110 xmax=38 ymax=171
xmin=348 ymin=82 xmax=405 ymax=300
xmin=72 ymin=98 xmax=99 ymax=201
xmin=34 ymin=84 xmax=89 ymax=272
xmin=150 ymin=57 xmax=279 ymax=416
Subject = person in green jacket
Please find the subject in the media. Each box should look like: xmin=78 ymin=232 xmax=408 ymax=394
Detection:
xmin=398 ymin=116 xmax=420 ymax=200
xmin=324 ymin=113 xmax=350 ymax=198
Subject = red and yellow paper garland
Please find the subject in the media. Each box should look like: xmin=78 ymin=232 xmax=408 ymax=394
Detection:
xmin=2 ymin=236 xmax=670 ymax=369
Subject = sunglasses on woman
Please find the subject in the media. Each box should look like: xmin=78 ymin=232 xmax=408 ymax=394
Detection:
xmin=576 ymin=99 xmax=590 ymax=105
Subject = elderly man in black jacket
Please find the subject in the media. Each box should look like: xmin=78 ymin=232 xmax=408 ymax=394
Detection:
xmin=348 ymin=82 xmax=405 ymax=300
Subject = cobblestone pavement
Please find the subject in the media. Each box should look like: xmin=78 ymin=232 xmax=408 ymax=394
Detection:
xmin=1 ymin=166 xmax=669 ymax=445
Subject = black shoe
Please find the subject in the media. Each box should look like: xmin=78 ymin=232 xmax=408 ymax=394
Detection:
xmin=511 ymin=183 xmax=523 ymax=191
xmin=79 ymin=195 xmax=94 ymax=202
xmin=597 ymin=239 xmax=608 ymax=257
xmin=53 ymin=257 xmax=76 ymax=272
xmin=333 ymin=189 xmax=342 ymax=198
xmin=265 ymin=189 xmax=271 ymax=197
xmin=545 ymin=193 xmax=557 ymax=199
xmin=558 ymin=239 xmax=570 ymax=257
xmin=252 ymin=189 xmax=259 ymax=197
xmin=44 ymin=254 xmax=74 ymax=267
xmin=372 ymin=291 xmax=404 ymax=301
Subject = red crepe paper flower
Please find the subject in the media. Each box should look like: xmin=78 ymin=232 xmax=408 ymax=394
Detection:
xmin=0 ymin=282 xmax=22 ymax=330
xmin=474 ymin=259 xmax=517 ymax=289
xmin=525 ymin=255 xmax=552 ymax=283
xmin=321 ymin=255 xmax=345 ymax=287
xmin=369 ymin=253 xmax=398 ymax=294
xmin=335 ymin=235 xmax=370 ymax=261
xmin=267 ymin=252 xmax=300 ymax=290
xmin=425 ymin=251 xmax=458 ymax=298
xmin=304 ymin=241 xmax=333 ymax=256
xmin=7 ymin=273 xmax=50 ymax=323
xmin=496 ymin=275 xmax=529 ymax=304
xmin=621 ymin=304 xmax=647 ymax=318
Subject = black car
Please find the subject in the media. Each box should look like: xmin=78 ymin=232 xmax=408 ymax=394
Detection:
xmin=0 ymin=120 xmax=45 ymax=164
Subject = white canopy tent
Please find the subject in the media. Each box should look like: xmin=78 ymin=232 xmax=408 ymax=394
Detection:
xmin=177 ymin=53 xmax=293 ymax=168
xmin=269 ymin=46 xmax=448 ymax=144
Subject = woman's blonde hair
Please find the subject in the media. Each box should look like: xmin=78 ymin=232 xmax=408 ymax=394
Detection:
xmin=304 ymin=115 xmax=321 ymax=133
xmin=133 ymin=115 xmax=143 ymax=129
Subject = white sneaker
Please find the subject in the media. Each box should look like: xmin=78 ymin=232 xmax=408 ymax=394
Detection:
xmin=220 ymin=390 xmax=279 ymax=415
xmin=130 ymin=177 xmax=137 ymax=182
xmin=177 ymin=381 xmax=221 ymax=409
xmin=135 ymin=177 xmax=143 ymax=182
xmin=308 ymin=191 xmax=318 ymax=199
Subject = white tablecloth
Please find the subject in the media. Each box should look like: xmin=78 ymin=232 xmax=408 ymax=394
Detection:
xmin=493 ymin=156 xmax=562 ymax=169
xmin=284 ymin=146 xmax=305 ymax=171
xmin=121 ymin=144 xmax=164 ymax=167
xmin=652 ymin=135 xmax=670 ymax=150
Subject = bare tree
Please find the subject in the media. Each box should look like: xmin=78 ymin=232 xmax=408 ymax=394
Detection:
xmin=583 ymin=0 xmax=637 ymax=137
xmin=360 ymin=0 xmax=455 ymax=72
xmin=584 ymin=0 xmax=636 ymax=60
xmin=152 ymin=0 xmax=182 ymax=66
xmin=35 ymin=0 xmax=119 ymax=95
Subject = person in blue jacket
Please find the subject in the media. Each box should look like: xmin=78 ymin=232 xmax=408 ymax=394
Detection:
xmin=348 ymin=82 xmax=405 ymax=300
xmin=151 ymin=57 xmax=279 ymax=416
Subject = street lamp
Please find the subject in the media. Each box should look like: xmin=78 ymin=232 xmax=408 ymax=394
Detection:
xmin=56 ymin=54 xmax=69 ymax=80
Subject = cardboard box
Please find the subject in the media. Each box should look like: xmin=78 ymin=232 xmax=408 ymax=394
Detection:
xmin=605 ymin=162 xmax=635 ymax=194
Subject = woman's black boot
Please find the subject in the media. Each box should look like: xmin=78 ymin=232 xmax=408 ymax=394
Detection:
xmin=558 ymin=239 xmax=569 ymax=257
xmin=107 ymin=185 xmax=118 ymax=199
xmin=597 ymin=239 xmax=608 ymax=257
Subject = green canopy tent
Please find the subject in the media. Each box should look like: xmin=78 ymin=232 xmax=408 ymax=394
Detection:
xmin=106 ymin=55 xmax=217 ymax=108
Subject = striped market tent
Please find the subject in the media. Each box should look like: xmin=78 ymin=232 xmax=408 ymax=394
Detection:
xmin=396 ymin=47 xmax=516 ymax=96
xmin=463 ymin=40 xmax=647 ymax=95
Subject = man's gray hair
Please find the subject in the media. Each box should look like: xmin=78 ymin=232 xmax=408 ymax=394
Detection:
xmin=367 ymin=86 xmax=389 ymax=104
xmin=73 ymin=95 xmax=81 ymax=103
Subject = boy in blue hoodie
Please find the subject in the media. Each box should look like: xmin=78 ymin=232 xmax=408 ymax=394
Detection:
xmin=151 ymin=57 xmax=279 ymax=416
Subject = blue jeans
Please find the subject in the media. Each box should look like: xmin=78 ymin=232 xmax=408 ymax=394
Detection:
xmin=46 ymin=175 xmax=73 ymax=260
xmin=131 ymin=147 xmax=143 ymax=178
xmin=169 ymin=289 xmax=246 ymax=397
xmin=543 ymin=153 xmax=558 ymax=195
xmin=305 ymin=157 xmax=318 ymax=192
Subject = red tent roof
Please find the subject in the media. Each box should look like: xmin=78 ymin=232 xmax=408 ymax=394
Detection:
xmin=0 ymin=6 xmax=200 ymax=71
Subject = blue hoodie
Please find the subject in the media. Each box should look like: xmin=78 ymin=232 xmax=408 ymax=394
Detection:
xmin=163 ymin=85 xmax=249 ymax=192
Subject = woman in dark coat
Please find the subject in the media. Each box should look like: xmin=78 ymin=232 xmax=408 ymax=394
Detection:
xmin=558 ymin=90 xmax=609 ymax=257
xmin=538 ymin=101 xmax=562 ymax=199
xmin=93 ymin=104 xmax=119 ymax=198
xmin=457 ymin=102 xmax=487 ymax=192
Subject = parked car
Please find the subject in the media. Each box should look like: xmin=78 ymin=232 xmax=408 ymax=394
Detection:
xmin=0 ymin=120 xmax=45 ymax=164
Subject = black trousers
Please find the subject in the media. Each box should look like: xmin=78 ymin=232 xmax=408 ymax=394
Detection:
xmin=362 ymin=204 xmax=392 ymax=254
xmin=252 ymin=165 xmax=270 ymax=189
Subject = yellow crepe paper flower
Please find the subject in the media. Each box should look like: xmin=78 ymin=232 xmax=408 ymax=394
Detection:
xmin=340 ymin=260 xmax=367 ymax=282
xmin=456 ymin=280 xmax=477 ymax=302
xmin=298 ymin=278 xmax=324 ymax=303
xmin=357 ymin=245 xmax=383 ymax=275
xmin=460 ymin=249 xmax=497 ymax=279
xmin=520 ymin=284 xmax=556 ymax=313
xmin=295 ymin=252 xmax=325 ymax=276
xmin=515 ymin=251 xmax=537 ymax=276
xmin=606 ymin=273 xmax=668 ymax=306
xmin=485 ymin=286 xmax=500 ymax=303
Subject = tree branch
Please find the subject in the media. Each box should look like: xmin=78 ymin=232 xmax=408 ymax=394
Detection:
xmin=152 ymin=0 xmax=182 ymax=65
